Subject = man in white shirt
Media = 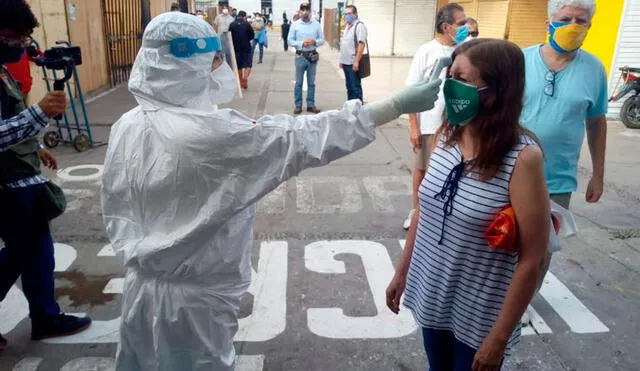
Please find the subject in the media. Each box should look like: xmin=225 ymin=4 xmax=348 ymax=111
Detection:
xmin=214 ymin=7 xmax=233 ymax=33
xmin=403 ymin=3 xmax=468 ymax=230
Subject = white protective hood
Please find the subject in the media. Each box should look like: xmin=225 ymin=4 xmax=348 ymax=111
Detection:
xmin=102 ymin=12 xmax=379 ymax=371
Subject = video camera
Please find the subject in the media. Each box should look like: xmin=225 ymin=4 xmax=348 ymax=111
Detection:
xmin=31 ymin=44 xmax=82 ymax=70
xmin=27 ymin=40 xmax=83 ymax=119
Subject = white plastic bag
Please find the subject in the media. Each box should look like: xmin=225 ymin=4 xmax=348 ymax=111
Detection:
xmin=548 ymin=200 xmax=578 ymax=252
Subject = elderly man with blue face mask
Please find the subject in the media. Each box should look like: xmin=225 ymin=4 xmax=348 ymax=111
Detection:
xmin=102 ymin=11 xmax=444 ymax=370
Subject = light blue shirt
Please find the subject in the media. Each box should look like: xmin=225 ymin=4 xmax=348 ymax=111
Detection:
xmin=521 ymin=45 xmax=608 ymax=194
xmin=287 ymin=19 xmax=324 ymax=52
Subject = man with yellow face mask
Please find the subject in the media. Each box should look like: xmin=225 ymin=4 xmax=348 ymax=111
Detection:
xmin=521 ymin=0 xmax=607 ymax=292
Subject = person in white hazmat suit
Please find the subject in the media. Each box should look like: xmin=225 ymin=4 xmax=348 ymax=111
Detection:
xmin=101 ymin=12 xmax=441 ymax=371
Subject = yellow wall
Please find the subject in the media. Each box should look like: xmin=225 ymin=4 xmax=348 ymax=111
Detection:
xmin=581 ymin=0 xmax=625 ymax=75
xmin=27 ymin=0 xmax=70 ymax=103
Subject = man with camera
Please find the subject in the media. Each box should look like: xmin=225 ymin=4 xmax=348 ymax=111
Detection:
xmin=0 ymin=0 xmax=91 ymax=353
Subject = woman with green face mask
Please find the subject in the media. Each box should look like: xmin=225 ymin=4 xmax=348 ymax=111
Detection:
xmin=386 ymin=39 xmax=551 ymax=370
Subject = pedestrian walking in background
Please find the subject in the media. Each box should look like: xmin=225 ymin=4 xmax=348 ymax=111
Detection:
xmin=339 ymin=5 xmax=367 ymax=102
xmin=251 ymin=13 xmax=266 ymax=64
xmin=281 ymin=17 xmax=291 ymax=51
xmin=521 ymin=0 xmax=607 ymax=295
xmin=230 ymin=10 xmax=255 ymax=89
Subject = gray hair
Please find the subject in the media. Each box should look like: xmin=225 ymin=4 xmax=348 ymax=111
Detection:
xmin=548 ymin=0 xmax=596 ymax=21
xmin=435 ymin=3 xmax=464 ymax=34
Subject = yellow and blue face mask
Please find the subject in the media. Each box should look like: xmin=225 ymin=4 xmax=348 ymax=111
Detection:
xmin=548 ymin=21 xmax=588 ymax=53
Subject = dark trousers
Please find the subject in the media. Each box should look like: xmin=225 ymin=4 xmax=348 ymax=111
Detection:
xmin=283 ymin=39 xmax=289 ymax=51
xmin=342 ymin=64 xmax=363 ymax=102
xmin=251 ymin=39 xmax=264 ymax=63
xmin=0 ymin=186 xmax=61 ymax=319
xmin=422 ymin=328 xmax=503 ymax=371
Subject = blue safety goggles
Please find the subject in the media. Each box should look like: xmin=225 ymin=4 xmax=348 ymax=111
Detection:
xmin=170 ymin=37 xmax=221 ymax=58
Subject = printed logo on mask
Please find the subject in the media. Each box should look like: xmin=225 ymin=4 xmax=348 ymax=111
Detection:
xmin=449 ymin=99 xmax=471 ymax=113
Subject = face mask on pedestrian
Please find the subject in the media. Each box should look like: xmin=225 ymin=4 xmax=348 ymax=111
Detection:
xmin=443 ymin=78 xmax=487 ymax=126
xmin=345 ymin=13 xmax=356 ymax=24
xmin=0 ymin=42 xmax=24 ymax=63
xmin=548 ymin=21 xmax=588 ymax=53
xmin=301 ymin=11 xmax=311 ymax=21
xmin=450 ymin=24 xmax=469 ymax=45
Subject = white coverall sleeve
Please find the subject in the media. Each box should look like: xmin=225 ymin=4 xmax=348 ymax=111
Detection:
xmin=209 ymin=100 xmax=375 ymax=222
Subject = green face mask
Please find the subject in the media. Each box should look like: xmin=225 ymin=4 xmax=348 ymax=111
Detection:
xmin=443 ymin=78 xmax=487 ymax=126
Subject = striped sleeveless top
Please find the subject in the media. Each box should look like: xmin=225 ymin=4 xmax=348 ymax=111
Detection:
xmin=403 ymin=134 xmax=537 ymax=352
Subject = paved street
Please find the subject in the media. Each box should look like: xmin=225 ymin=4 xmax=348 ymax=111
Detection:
xmin=1 ymin=38 xmax=639 ymax=371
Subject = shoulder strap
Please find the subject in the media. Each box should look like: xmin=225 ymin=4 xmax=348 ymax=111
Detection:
xmin=353 ymin=22 xmax=369 ymax=55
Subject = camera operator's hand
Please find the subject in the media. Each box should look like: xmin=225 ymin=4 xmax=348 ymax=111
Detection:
xmin=38 ymin=91 xmax=67 ymax=118
xmin=38 ymin=148 xmax=58 ymax=170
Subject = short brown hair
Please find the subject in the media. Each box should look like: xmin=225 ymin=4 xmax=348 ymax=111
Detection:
xmin=438 ymin=39 xmax=539 ymax=181
xmin=345 ymin=5 xmax=357 ymax=14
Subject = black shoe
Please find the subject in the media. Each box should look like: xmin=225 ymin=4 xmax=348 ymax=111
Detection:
xmin=258 ymin=60 xmax=263 ymax=64
xmin=294 ymin=106 xmax=303 ymax=115
xmin=0 ymin=333 xmax=7 ymax=353
xmin=31 ymin=313 xmax=92 ymax=340
xmin=307 ymin=107 xmax=321 ymax=114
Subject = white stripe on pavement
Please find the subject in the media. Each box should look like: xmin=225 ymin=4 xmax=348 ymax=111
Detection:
xmin=103 ymin=278 xmax=125 ymax=294
xmin=98 ymin=244 xmax=116 ymax=257
xmin=521 ymin=306 xmax=553 ymax=336
xmin=54 ymin=243 xmax=77 ymax=272
xmin=540 ymin=272 xmax=610 ymax=333
xmin=236 ymin=355 xmax=265 ymax=371
xmin=11 ymin=357 xmax=43 ymax=371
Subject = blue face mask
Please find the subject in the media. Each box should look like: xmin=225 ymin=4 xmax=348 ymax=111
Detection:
xmin=453 ymin=24 xmax=469 ymax=44
xmin=345 ymin=14 xmax=356 ymax=24
xmin=0 ymin=43 xmax=24 ymax=63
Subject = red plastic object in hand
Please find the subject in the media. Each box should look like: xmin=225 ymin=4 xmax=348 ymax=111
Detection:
xmin=485 ymin=205 xmax=518 ymax=253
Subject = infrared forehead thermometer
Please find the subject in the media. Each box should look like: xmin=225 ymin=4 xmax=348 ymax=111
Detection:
xmin=426 ymin=56 xmax=452 ymax=83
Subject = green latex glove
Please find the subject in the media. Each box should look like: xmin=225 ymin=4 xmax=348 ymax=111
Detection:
xmin=392 ymin=78 xmax=441 ymax=115
xmin=367 ymin=79 xmax=442 ymax=126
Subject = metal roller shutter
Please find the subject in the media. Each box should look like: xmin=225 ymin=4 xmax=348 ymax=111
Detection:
xmin=506 ymin=0 xmax=547 ymax=47
xmin=392 ymin=0 xmax=437 ymax=56
xmin=476 ymin=0 xmax=509 ymax=39
xmin=353 ymin=0 xmax=394 ymax=56
xmin=608 ymin=0 xmax=640 ymax=118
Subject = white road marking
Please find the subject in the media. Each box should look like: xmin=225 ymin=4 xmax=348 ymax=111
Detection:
xmin=62 ymin=188 xmax=96 ymax=212
xmin=540 ymin=272 xmax=610 ymax=333
xmin=620 ymin=131 xmax=640 ymax=138
xmin=363 ymin=176 xmax=412 ymax=213
xmin=98 ymin=244 xmax=116 ymax=257
xmin=236 ymin=355 xmax=265 ymax=371
xmin=54 ymin=243 xmax=77 ymax=272
xmin=0 ymin=286 xmax=28 ymax=334
xmin=305 ymin=240 xmax=417 ymax=338
xmin=521 ymin=306 xmax=553 ymax=336
xmin=235 ymin=242 xmax=288 ymax=342
xmin=257 ymin=182 xmax=287 ymax=214
xmin=11 ymin=358 xmax=43 ymax=371
xmin=57 ymin=165 xmax=104 ymax=183
xmin=296 ymin=177 xmax=363 ymax=214
xmin=59 ymin=357 xmax=115 ymax=371
xmin=103 ymin=278 xmax=124 ymax=295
